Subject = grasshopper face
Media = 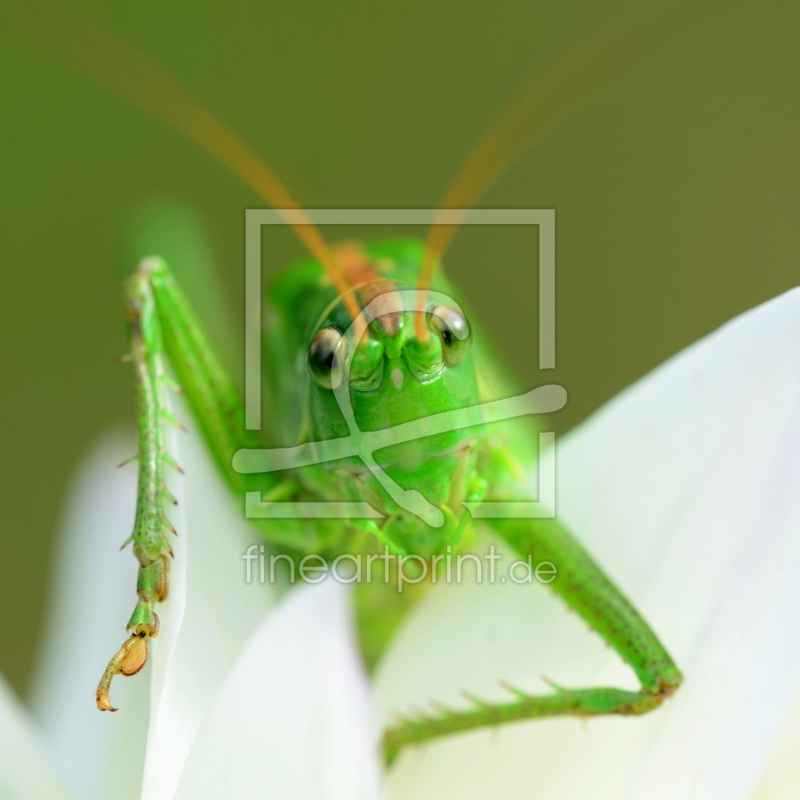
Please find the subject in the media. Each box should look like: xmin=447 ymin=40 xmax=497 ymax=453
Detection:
xmin=266 ymin=240 xmax=486 ymax=554
xmin=310 ymin=287 xmax=484 ymax=553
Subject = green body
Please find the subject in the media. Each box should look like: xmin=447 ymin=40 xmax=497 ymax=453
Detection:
xmin=102 ymin=242 xmax=682 ymax=762
xmin=257 ymin=238 xmax=541 ymax=661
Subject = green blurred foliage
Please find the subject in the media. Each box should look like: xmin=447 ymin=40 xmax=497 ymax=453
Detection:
xmin=0 ymin=0 xmax=798 ymax=694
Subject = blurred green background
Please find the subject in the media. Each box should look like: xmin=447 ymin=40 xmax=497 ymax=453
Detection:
xmin=0 ymin=0 xmax=798 ymax=695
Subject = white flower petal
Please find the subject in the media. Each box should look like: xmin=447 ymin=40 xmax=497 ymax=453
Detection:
xmin=173 ymin=579 xmax=381 ymax=800
xmin=30 ymin=430 xmax=150 ymax=800
xmin=749 ymin=680 xmax=800 ymax=799
xmin=141 ymin=397 xmax=273 ymax=800
xmin=0 ymin=673 xmax=72 ymax=800
xmin=378 ymin=288 xmax=800 ymax=800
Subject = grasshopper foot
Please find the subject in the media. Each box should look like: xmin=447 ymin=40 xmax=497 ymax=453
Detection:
xmin=95 ymin=625 xmax=156 ymax=711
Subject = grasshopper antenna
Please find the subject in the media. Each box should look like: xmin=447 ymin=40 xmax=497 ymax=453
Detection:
xmin=414 ymin=0 xmax=737 ymax=341
xmin=0 ymin=0 xmax=362 ymax=324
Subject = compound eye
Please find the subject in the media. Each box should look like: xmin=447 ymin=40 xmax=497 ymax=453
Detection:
xmin=307 ymin=327 xmax=348 ymax=389
xmin=428 ymin=305 xmax=471 ymax=365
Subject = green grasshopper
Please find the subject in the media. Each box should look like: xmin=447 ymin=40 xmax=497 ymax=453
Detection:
xmin=7 ymin=0 xmax=694 ymax=767
xmin=102 ymin=249 xmax=681 ymax=765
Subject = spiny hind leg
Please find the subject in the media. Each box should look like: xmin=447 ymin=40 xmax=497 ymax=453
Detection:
xmin=97 ymin=257 xmax=283 ymax=711
xmin=381 ymin=515 xmax=682 ymax=764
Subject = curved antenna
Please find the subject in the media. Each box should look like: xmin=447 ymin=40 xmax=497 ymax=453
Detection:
xmin=1 ymin=0 xmax=362 ymax=323
xmin=415 ymin=0 xmax=726 ymax=340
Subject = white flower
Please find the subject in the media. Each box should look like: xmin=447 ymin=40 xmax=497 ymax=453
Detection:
xmin=3 ymin=289 xmax=800 ymax=800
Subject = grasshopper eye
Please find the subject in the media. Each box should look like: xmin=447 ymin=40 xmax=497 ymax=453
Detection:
xmin=307 ymin=327 xmax=348 ymax=389
xmin=428 ymin=306 xmax=471 ymax=365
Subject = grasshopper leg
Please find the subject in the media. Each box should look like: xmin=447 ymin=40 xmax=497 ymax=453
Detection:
xmin=97 ymin=257 xmax=290 ymax=711
xmin=382 ymin=515 xmax=682 ymax=764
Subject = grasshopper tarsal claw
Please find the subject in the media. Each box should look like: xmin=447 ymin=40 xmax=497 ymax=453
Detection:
xmin=96 ymin=632 xmax=150 ymax=712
